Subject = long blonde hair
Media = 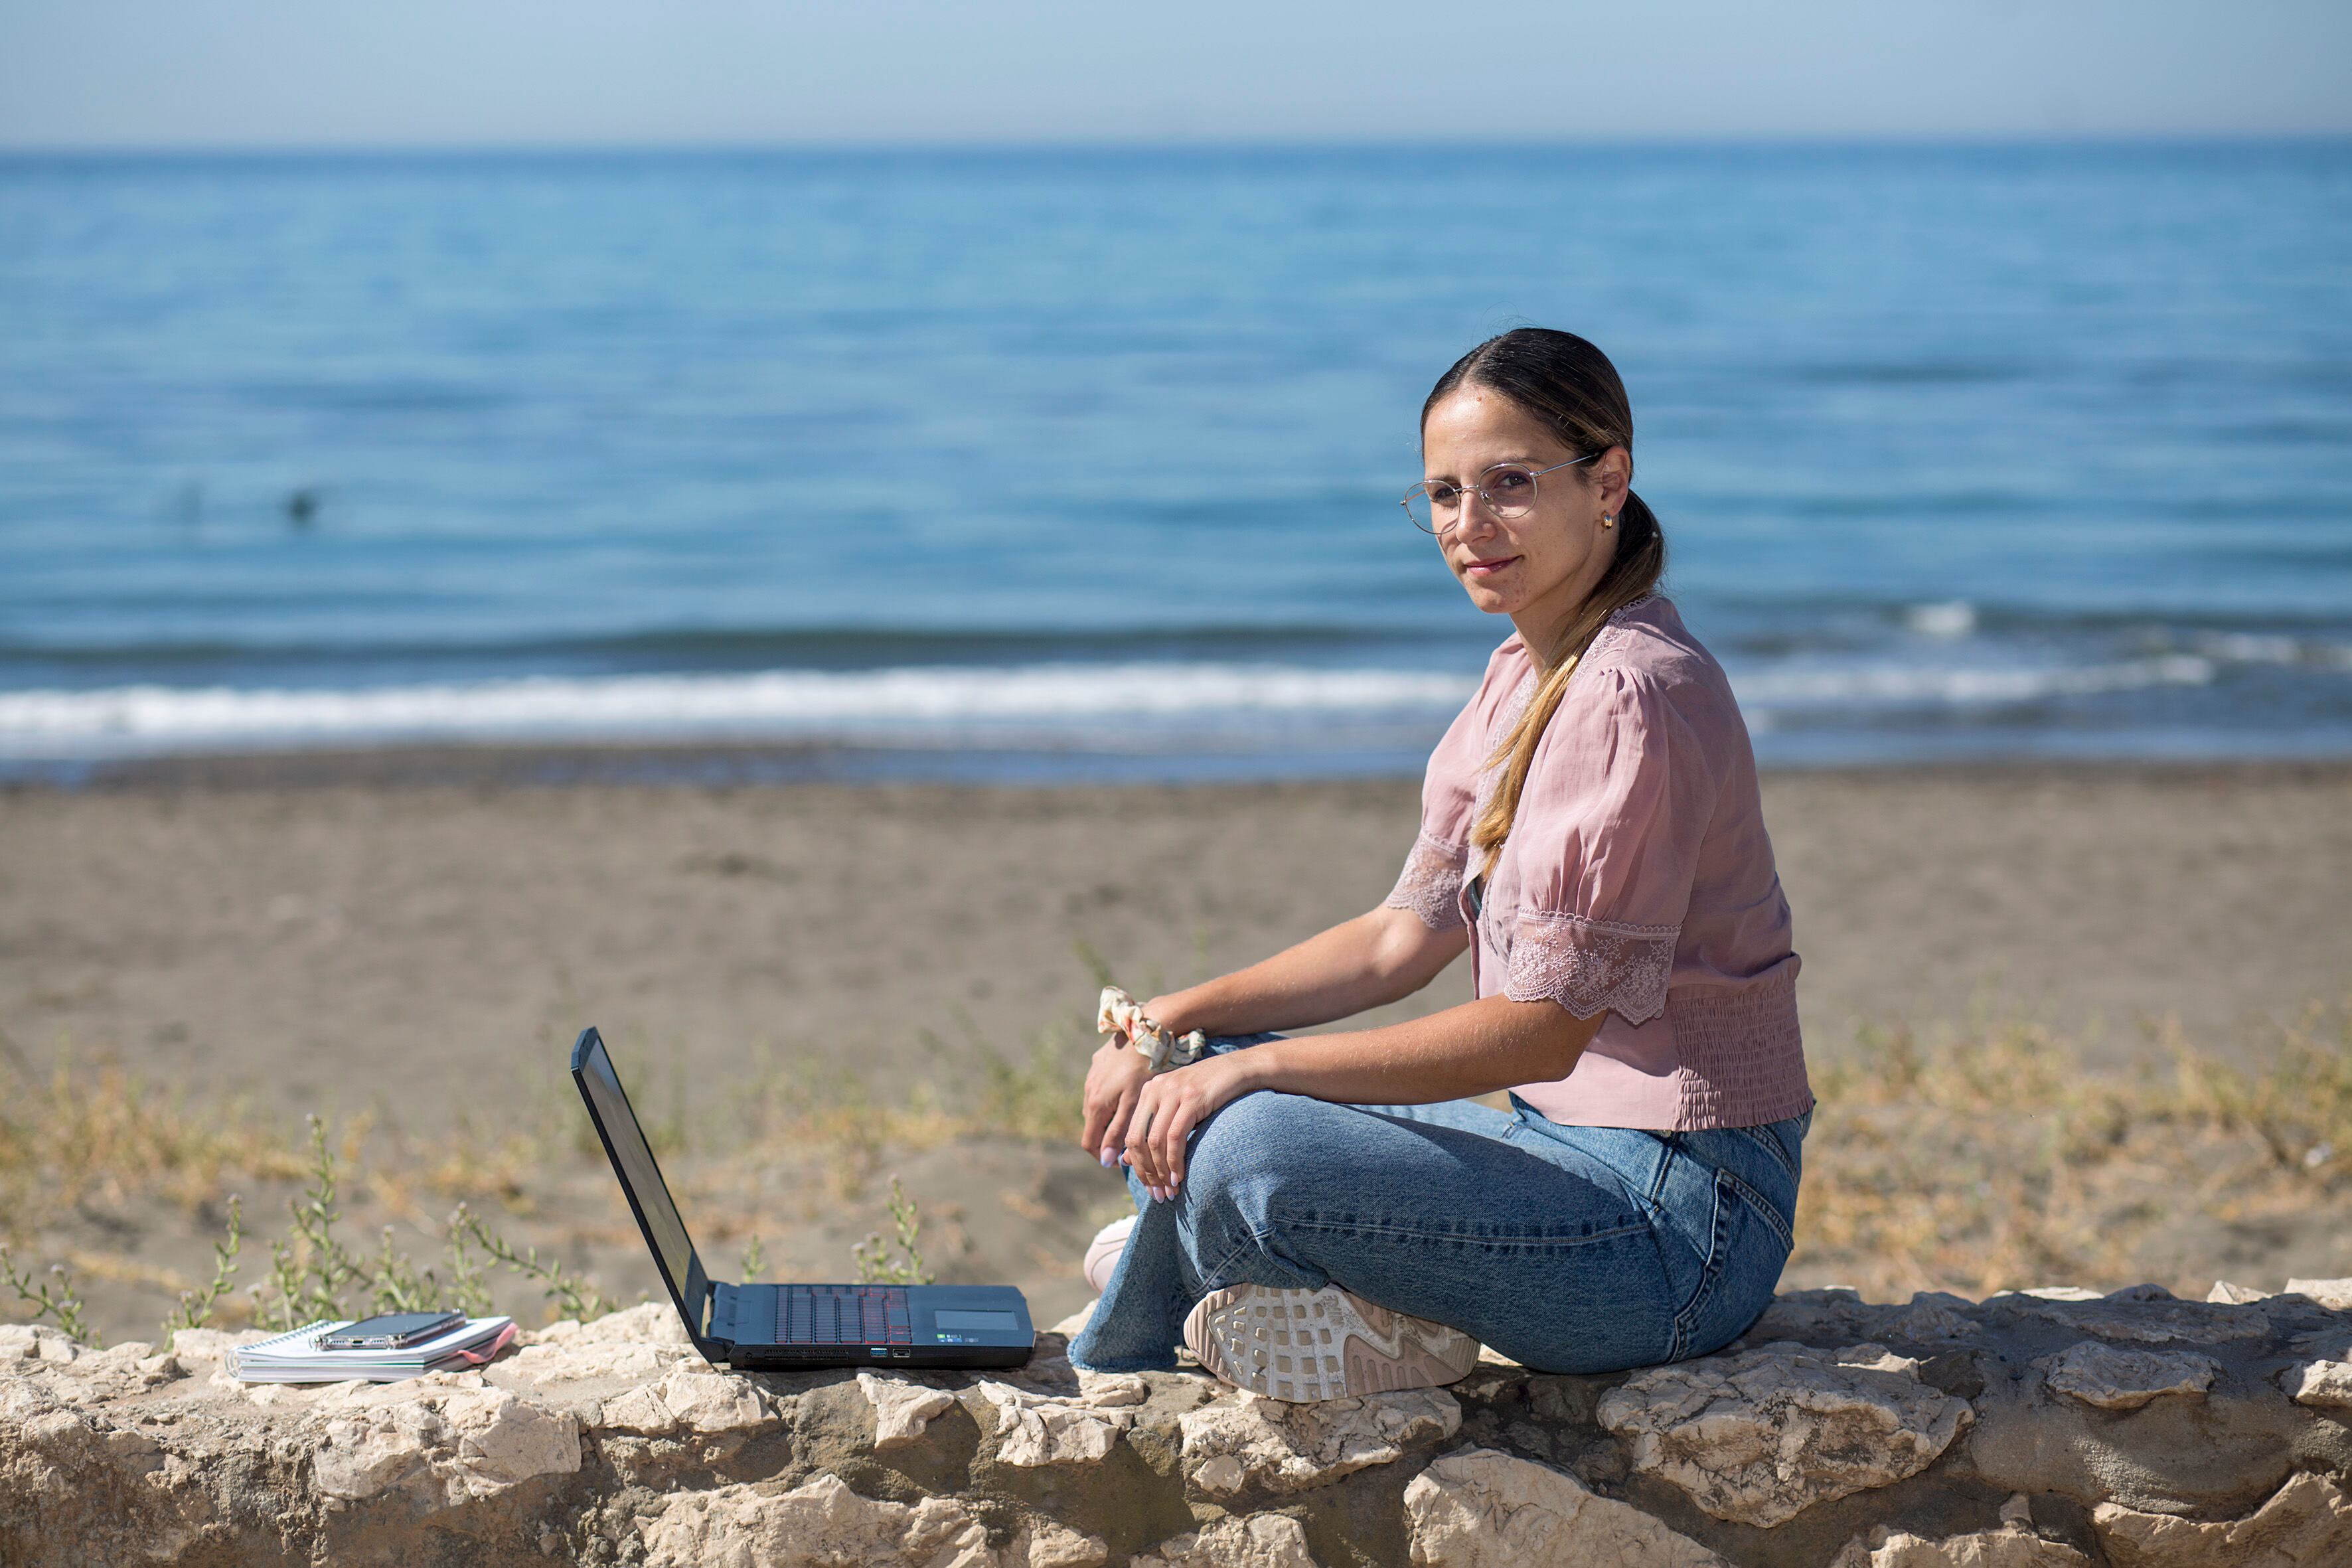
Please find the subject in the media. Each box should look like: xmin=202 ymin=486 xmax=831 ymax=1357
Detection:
xmin=1420 ymin=329 xmax=1668 ymax=876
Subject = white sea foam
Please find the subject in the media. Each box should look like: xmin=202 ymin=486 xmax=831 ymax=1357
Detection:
xmin=3 ymin=636 xmax=2336 ymax=763
xmin=2192 ymin=631 xmax=2352 ymax=669
xmin=1729 ymin=654 xmax=2217 ymax=709
xmin=0 ymin=663 xmax=1477 ymax=757
xmin=1905 ymin=600 xmax=1978 ymax=639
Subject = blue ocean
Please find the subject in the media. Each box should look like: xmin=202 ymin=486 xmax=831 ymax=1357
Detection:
xmin=3 ymin=143 xmax=2348 ymax=780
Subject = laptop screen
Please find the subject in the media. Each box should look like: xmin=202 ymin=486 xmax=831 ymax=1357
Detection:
xmin=573 ymin=1032 xmax=699 ymax=1310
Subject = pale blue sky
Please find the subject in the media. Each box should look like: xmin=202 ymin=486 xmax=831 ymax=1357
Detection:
xmin=3 ymin=0 xmax=2347 ymax=149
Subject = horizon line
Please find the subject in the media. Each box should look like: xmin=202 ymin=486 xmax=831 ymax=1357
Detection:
xmin=5 ymin=129 xmax=2350 ymax=160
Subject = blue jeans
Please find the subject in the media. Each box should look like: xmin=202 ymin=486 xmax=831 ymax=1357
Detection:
xmin=1068 ymin=1034 xmax=1809 ymax=1376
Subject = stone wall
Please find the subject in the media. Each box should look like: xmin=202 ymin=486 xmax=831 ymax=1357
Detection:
xmin=6 ymin=1280 xmax=2352 ymax=1567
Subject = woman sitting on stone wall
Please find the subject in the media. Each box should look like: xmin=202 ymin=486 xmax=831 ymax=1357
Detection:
xmin=1067 ymin=328 xmax=1813 ymax=1399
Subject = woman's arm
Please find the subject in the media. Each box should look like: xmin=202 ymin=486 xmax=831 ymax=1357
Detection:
xmin=1120 ymin=994 xmax=1603 ymax=1195
xmin=1077 ymin=903 xmax=1465 ymax=1171
xmin=1144 ymin=905 xmax=1469 ymax=1038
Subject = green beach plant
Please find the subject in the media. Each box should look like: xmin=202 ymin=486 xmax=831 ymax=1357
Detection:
xmin=447 ymin=1203 xmax=619 ymax=1321
xmin=0 ymin=1247 xmax=90 ymax=1344
xmin=368 ymin=1225 xmax=444 ymax=1314
xmin=852 ymin=1174 xmax=933 ymax=1285
xmin=230 ymin=1115 xmax=620 ymax=1330
xmin=441 ymin=1205 xmax=497 ymax=1318
xmin=253 ymin=1117 xmax=368 ymax=1330
xmin=160 ymin=1194 xmax=242 ymax=1338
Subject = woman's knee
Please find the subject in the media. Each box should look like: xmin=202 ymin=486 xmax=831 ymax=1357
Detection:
xmin=1184 ymin=1090 xmax=1315 ymax=1214
xmin=1178 ymin=1091 xmax=1348 ymax=1293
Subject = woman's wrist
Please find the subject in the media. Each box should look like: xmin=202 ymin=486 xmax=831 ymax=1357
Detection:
xmin=1227 ymin=1034 xmax=1286 ymax=1093
xmin=1141 ymin=988 xmax=1206 ymax=1038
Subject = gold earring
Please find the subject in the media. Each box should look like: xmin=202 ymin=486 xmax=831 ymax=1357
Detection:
xmin=1601 ymin=514 xmax=1615 ymax=528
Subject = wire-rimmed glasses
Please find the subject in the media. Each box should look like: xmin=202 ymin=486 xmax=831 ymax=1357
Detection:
xmin=1401 ymin=454 xmax=1596 ymax=535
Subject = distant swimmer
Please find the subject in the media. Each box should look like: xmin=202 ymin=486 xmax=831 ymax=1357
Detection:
xmin=285 ymin=487 xmax=322 ymax=528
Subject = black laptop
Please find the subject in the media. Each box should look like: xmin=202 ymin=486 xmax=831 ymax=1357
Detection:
xmin=571 ymin=1026 xmax=1034 ymax=1371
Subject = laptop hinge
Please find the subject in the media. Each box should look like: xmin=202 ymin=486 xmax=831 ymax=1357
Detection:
xmin=698 ymin=1283 xmax=736 ymax=1360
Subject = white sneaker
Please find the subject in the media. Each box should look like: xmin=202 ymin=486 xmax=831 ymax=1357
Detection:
xmin=1181 ymin=1283 xmax=1482 ymax=1401
xmin=1083 ymin=1214 xmax=1136 ymax=1294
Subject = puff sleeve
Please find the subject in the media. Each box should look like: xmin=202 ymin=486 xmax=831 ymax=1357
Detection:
xmin=1380 ymin=674 xmax=1492 ymax=931
xmin=1500 ymin=666 xmax=1718 ymax=1022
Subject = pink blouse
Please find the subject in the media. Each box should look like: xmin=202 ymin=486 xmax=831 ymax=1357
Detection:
xmin=1385 ymin=595 xmax=1810 ymax=1131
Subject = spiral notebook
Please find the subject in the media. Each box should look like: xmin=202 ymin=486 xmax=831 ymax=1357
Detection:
xmin=227 ymin=1316 xmax=516 ymax=1383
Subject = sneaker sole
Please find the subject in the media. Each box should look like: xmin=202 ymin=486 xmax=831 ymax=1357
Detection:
xmin=1182 ymin=1285 xmax=1481 ymax=1401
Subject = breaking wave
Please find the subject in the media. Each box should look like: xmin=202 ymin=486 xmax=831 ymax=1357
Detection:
xmin=1730 ymin=654 xmax=2218 ymax=710
xmin=0 ymin=663 xmax=1478 ymax=757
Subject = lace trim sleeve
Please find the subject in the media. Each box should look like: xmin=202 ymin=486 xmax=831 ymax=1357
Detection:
xmin=1502 ymin=909 xmax=1678 ymax=1023
xmin=1383 ymin=830 xmax=1470 ymax=931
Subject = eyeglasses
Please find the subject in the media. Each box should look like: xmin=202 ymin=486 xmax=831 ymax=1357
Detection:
xmin=1401 ymin=455 xmax=1596 ymax=535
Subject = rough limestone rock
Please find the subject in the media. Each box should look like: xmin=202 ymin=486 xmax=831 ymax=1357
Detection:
xmin=1007 ymin=1518 xmax=1114 ymax=1568
xmin=1987 ymin=1283 xmax=2275 ymax=1346
xmin=1596 ymin=1341 xmax=1974 ymax=1527
xmin=524 ymin=1300 xmax=693 ymax=1350
xmin=2037 ymin=1341 xmax=2221 ymax=1411
xmin=1830 ymin=1524 xmax=2092 ymax=1567
xmin=1178 ymin=1387 xmax=1460 ymax=1497
xmin=1872 ymin=1296 xmax=1980 ymax=1346
xmin=1403 ymin=1445 xmax=1727 ymax=1567
xmin=308 ymin=1376 xmax=582 ymax=1503
xmin=639 ymin=1472 xmax=994 ymax=1567
xmin=2284 ymin=1358 xmax=2352 ymax=1412
xmin=165 ymin=1322 xmax=270 ymax=1357
xmin=599 ymin=1362 xmax=774 ymax=1436
xmin=7 ymin=1279 xmax=2352 ymax=1567
xmin=0 ymin=1324 xmax=80 ymax=1365
xmin=860 ymin=1368 xmax=961 ymax=1448
xmin=509 ymin=1300 xmax=698 ymax=1386
xmin=975 ymin=1373 xmax=1146 ymax=1467
xmin=2286 ymin=1278 xmax=2352 ymax=1312
xmin=2093 ymin=1470 xmax=2352 ymax=1566
xmin=1132 ymin=1512 xmax=1318 ymax=1568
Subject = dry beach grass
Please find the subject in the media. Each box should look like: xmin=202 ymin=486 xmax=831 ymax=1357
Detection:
xmin=1795 ymin=996 xmax=2352 ymax=1298
xmin=5 ymin=984 xmax=2350 ymax=1346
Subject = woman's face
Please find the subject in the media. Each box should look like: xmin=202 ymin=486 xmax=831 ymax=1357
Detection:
xmin=1420 ymin=386 xmax=1628 ymax=644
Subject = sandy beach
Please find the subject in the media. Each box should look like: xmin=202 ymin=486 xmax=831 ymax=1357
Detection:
xmin=3 ymin=756 xmax=2349 ymax=1338
xmin=7 ymin=757 xmax=2347 ymax=1115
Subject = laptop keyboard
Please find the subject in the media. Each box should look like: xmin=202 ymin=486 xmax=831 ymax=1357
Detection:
xmin=777 ymin=1285 xmax=912 ymax=1346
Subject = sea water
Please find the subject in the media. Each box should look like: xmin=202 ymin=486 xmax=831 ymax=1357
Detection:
xmin=3 ymin=143 xmax=2348 ymax=778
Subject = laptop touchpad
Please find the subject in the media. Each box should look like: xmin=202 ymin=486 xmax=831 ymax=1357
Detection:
xmin=934 ymin=1309 xmax=1019 ymax=1332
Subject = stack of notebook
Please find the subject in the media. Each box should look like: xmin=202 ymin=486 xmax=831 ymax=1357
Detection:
xmin=228 ymin=1316 xmax=516 ymax=1383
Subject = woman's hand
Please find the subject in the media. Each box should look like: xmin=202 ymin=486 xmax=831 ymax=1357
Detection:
xmin=1078 ymin=1035 xmax=1154 ymax=1168
xmin=1125 ymin=1052 xmax=1261 ymax=1199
